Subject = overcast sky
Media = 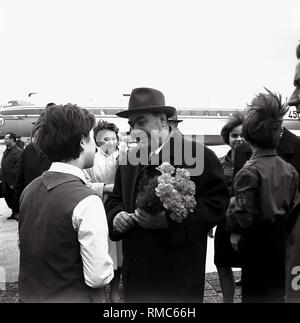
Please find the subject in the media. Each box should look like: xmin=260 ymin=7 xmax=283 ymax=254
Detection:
xmin=1 ymin=0 xmax=300 ymax=108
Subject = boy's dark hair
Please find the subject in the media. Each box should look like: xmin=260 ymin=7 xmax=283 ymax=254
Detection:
xmin=31 ymin=113 xmax=44 ymax=139
xmin=6 ymin=132 xmax=17 ymax=142
xmin=221 ymin=112 xmax=245 ymax=145
xmin=93 ymin=119 xmax=119 ymax=140
xmin=243 ymin=89 xmax=288 ymax=149
xmin=35 ymin=104 xmax=95 ymax=162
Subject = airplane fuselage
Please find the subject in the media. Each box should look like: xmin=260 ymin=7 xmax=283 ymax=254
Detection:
xmin=1 ymin=105 xmax=300 ymax=145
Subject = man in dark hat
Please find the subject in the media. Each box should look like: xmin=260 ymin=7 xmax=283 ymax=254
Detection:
xmin=168 ymin=111 xmax=183 ymax=132
xmin=105 ymin=87 xmax=228 ymax=302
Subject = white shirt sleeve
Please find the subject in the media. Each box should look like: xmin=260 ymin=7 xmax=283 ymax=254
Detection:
xmin=72 ymin=195 xmax=114 ymax=288
xmin=83 ymin=169 xmax=105 ymax=199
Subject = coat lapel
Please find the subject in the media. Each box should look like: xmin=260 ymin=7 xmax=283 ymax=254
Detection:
xmin=278 ymin=128 xmax=295 ymax=156
xmin=122 ymin=164 xmax=144 ymax=211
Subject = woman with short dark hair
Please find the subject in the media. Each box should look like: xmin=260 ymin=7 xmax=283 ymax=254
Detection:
xmin=214 ymin=112 xmax=245 ymax=303
xmin=85 ymin=120 xmax=119 ymax=198
xmin=84 ymin=119 xmax=123 ymax=303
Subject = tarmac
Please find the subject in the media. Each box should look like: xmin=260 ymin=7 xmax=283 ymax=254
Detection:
xmin=0 ymin=197 xmax=242 ymax=303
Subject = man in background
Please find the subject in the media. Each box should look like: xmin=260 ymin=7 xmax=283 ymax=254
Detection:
xmin=0 ymin=132 xmax=22 ymax=220
xmin=168 ymin=111 xmax=183 ymax=132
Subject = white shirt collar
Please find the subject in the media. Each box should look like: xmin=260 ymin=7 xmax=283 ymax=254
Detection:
xmin=49 ymin=162 xmax=87 ymax=184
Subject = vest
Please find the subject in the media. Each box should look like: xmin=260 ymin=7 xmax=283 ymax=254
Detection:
xmin=18 ymin=171 xmax=100 ymax=303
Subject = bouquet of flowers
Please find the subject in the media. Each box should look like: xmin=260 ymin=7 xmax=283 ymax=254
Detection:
xmin=135 ymin=173 xmax=164 ymax=214
xmin=155 ymin=162 xmax=197 ymax=223
xmin=135 ymin=162 xmax=197 ymax=223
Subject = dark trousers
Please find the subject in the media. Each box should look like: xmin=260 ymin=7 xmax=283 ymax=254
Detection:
xmin=3 ymin=182 xmax=17 ymax=214
xmin=240 ymin=219 xmax=286 ymax=303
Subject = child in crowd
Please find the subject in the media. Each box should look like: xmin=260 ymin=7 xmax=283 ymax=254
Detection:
xmin=226 ymin=89 xmax=300 ymax=303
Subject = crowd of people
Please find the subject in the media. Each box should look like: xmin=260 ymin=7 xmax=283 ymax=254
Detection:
xmin=1 ymin=43 xmax=300 ymax=303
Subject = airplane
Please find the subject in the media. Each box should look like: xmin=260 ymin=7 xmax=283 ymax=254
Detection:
xmin=1 ymin=101 xmax=300 ymax=146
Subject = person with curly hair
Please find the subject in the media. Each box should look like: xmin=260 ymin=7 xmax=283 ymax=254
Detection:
xmin=85 ymin=120 xmax=119 ymax=199
xmin=84 ymin=119 xmax=123 ymax=303
xmin=226 ymin=90 xmax=300 ymax=303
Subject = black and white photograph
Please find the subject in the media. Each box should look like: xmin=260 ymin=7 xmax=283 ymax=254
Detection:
xmin=1 ymin=0 xmax=300 ymax=310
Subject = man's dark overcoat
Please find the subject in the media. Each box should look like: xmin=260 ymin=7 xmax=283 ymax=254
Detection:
xmin=0 ymin=144 xmax=22 ymax=206
xmin=105 ymin=132 xmax=228 ymax=302
xmin=0 ymin=144 xmax=23 ymax=188
xmin=13 ymin=143 xmax=51 ymax=213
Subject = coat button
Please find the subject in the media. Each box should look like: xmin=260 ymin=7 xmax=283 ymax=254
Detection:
xmin=132 ymin=254 xmax=139 ymax=261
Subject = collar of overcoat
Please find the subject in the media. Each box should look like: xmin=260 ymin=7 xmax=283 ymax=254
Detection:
xmin=277 ymin=128 xmax=297 ymax=155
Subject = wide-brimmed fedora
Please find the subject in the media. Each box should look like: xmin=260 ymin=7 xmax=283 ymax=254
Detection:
xmin=168 ymin=111 xmax=183 ymax=123
xmin=116 ymin=87 xmax=176 ymax=118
